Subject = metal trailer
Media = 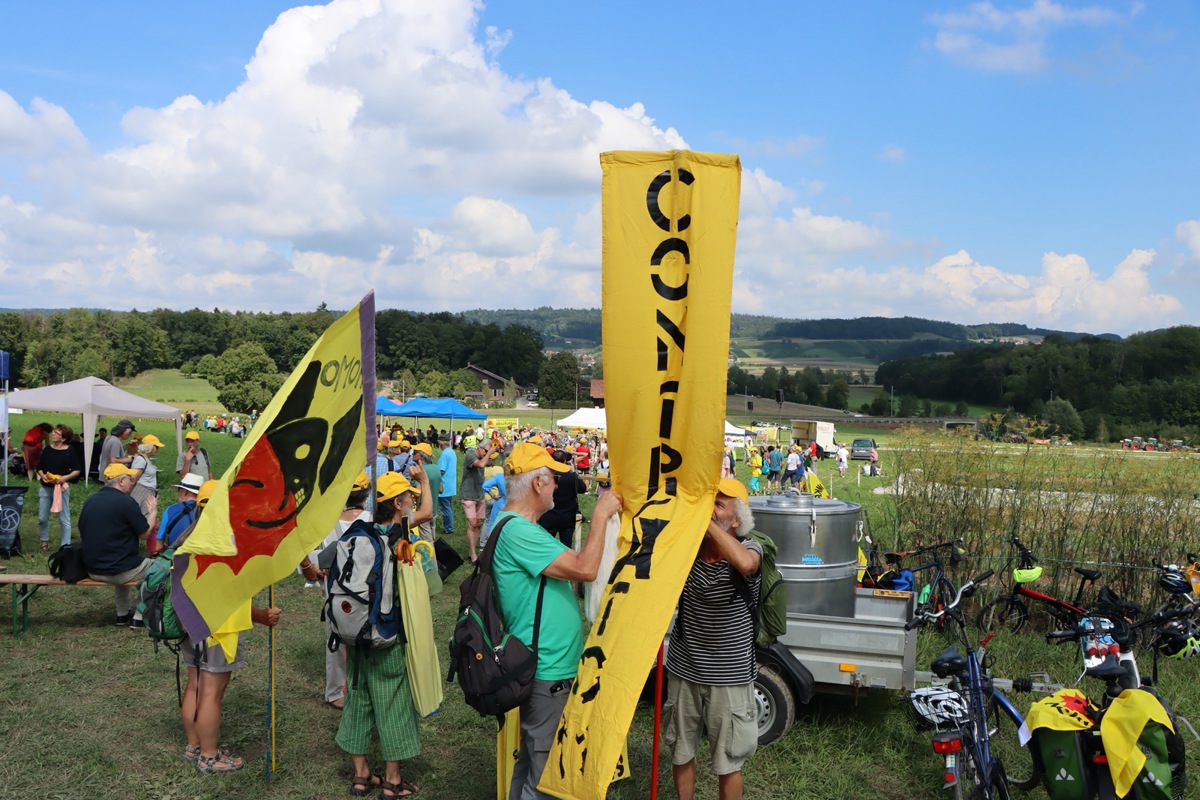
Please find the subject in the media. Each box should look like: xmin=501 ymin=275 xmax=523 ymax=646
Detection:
xmin=753 ymin=583 xmax=917 ymax=744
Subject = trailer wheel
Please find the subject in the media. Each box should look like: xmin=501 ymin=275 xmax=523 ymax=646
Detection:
xmin=753 ymin=665 xmax=795 ymax=745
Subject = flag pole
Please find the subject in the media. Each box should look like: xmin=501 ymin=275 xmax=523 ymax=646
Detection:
xmin=265 ymin=582 xmax=277 ymax=779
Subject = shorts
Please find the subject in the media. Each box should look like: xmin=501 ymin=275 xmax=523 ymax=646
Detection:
xmin=663 ymin=675 xmax=758 ymax=775
xmin=767 ymin=470 xmax=780 ymax=481
xmin=181 ymin=634 xmax=247 ymax=674
xmin=461 ymin=498 xmax=487 ymax=522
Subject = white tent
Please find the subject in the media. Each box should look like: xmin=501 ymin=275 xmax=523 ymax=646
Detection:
xmin=557 ymin=407 xmax=607 ymax=430
xmin=6 ymin=377 xmax=182 ymax=484
xmin=724 ymin=420 xmax=748 ymax=435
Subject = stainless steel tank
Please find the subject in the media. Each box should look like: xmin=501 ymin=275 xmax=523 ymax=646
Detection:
xmin=749 ymin=492 xmax=862 ymax=617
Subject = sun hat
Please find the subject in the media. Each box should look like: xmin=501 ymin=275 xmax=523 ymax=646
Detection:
xmin=504 ymin=442 xmax=570 ymax=476
xmin=175 ymin=473 xmax=205 ymax=493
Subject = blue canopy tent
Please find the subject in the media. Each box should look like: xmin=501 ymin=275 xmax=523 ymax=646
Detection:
xmin=390 ymin=397 xmax=486 ymax=421
xmin=375 ymin=395 xmax=407 ymax=416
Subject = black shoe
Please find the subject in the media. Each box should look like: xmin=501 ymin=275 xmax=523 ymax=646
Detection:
xmin=114 ymin=613 xmax=134 ymax=626
xmin=129 ymin=618 xmax=145 ymax=629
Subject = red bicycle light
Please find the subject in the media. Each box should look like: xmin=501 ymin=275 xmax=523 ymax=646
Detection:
xmin=932 ymin=733 xmax=963 ymax=754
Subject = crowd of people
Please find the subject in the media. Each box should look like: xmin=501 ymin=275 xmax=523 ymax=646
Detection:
xmin=8 ymin=413 xmax=779 ymax=799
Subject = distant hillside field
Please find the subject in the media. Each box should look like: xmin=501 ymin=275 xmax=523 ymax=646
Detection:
xmin=119 ymin=370 xmax=223 ymax=413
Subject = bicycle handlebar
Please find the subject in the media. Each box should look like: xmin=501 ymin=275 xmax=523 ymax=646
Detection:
xmin=905 ymin=569 xmax=995 ymax=630
xmin=1044 ymin=602 xmax=1199 ymax=643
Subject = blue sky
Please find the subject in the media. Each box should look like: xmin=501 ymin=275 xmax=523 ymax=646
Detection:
xmin=1 ymin=0 xmax=1196 ymax=335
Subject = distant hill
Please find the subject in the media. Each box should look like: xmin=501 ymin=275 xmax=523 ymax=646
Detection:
xmin=460 ymin=308 xmax=1121 ymax=354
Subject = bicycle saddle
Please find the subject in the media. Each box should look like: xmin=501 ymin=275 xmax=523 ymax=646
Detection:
xmin=1084 ymin=654 xmax=1128 ymax=681
xmin=1074 ymin=567 xmax=1102 ymax=581
xmin=930 ymin=646 xmax=968 ymax=678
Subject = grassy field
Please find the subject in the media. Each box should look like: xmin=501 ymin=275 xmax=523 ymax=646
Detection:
xmin=120 ymin=370 xmax=225 ymax=414
xmin=5 ymin=411 xmax=1200 ymax=798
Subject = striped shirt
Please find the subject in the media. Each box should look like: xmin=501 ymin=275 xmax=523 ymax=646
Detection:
xmin=666 ymin=536 xmax=763 ymax=685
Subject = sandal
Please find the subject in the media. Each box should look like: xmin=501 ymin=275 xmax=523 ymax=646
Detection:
xmin=380 ymin=779 xmax=418 ymax=798
xmin=184 ymin=744 xmax=232 ymax=761
xmin=350 ymin=773 xmax=382 ymax=796
xmin=40 ymin=541 xmax=49 ymax=553
xmin=196 ymin=752 xmax=244 ymax=774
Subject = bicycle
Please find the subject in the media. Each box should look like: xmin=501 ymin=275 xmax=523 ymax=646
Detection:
xmin=975 ymin=534 xmax=1126 ymax=634
xmin=1034 ymin=601 xmax=1195 ymax=800
xmin=884 ymin=538 xmax=967 ymax=624
xmin=906 ymin=568 xmax=1038 ymax=798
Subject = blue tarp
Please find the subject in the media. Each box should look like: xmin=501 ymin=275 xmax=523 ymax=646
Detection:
xmin=387 ymin=397 xmax=486 ymax=420
xmin=375 ymin=395 xmax=407 ymax=416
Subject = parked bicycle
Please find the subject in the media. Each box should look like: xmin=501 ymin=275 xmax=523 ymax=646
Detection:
xmin=876 ymin=538 xmax=966 ymax=623
xmin=907 ymin=569 xmax=1037 ymax=798
xmin=1030 ymin=602 xmax=1195 ymax=800
xmin=976 ymin=535 xmax=1138 ymax=635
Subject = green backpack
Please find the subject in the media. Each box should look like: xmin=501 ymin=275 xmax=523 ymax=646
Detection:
xmin=136 ymin=545 xmax=185 ymax=647
xmin=735 ymin=530 xmax=788 ymax=647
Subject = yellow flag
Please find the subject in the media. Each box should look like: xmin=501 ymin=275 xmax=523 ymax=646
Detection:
xmin=539 ymin=151 xmax=740 ymax=800
xmin=172 ymin=294 xmax=376 ymax=659
xmin=805 ymin=468 xmax=830 ymax=499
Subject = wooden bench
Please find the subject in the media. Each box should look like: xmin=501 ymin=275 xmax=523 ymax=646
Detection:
xmin=0 ymin=574 xmax=138 ymax=636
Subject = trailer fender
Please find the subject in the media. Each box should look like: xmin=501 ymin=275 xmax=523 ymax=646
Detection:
xmin=757 ymin=641 xmax=814 ymax=705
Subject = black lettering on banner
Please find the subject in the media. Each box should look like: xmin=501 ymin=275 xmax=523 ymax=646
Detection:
xmin=581 ymin=646 xmax=607 ymax=669
xmin=646 ymin=169 xmax=693 ymax=232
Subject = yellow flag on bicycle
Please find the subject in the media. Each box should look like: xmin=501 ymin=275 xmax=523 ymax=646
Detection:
xmin=539 ymin=150 xmax=740 ymax=800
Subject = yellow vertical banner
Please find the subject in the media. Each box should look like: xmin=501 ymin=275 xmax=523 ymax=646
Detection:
xmin=540 ymin=151 xmax=740 ymax=800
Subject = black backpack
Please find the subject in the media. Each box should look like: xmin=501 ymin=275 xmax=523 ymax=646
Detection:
xmin=446 ymin=516 xmax=545 ymax=718
xmin=48 ymin=542 xmax=88 ymax=583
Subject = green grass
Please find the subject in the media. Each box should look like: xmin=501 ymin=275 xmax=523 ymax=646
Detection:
xmin=7 ymin=419 xmax=1200 ymax=798
xmin=121 ymin=369 xmax=225 ymax=414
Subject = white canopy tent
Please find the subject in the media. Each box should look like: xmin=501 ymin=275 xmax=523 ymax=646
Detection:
xmin=6 ymin=377 xmax=182 ymax=484
xmin=556 ymin=407 xmax=607 ymax=430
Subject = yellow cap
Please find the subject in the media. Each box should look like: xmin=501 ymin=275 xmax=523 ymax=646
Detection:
xmin=717 ymin=477 xmax=748 ymax=505
xmin=103 ymin=463 xmax=138 ymax=480
xmin=352 ymin=471 xmax=371 ymax=491
xmin=504 ymin=442 xmax=570 ymax=476
xmin=140 ymin=434 xmax=165 ymax=448
xmin=185 ymin=431 xmax=201 ymax=440
xmin=377 ymin=472 xmax=416 ymax=503
xmin=412 ymin=443 xmax=433 ymax=457
xmin=527 ymin=435 xmax=543 ymax=446
xmin=197 ymin=480 xmax=220 ymax=507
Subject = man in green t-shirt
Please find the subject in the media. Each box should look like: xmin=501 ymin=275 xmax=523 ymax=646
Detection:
xmin=492 ymin=442 xmax=624 ymax=800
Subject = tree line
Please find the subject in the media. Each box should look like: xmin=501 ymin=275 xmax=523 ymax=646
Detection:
xmin=0 ymin=307 xmax=546 ymax=410
xmin=874 ymin=326 xmax=1200 ymax=442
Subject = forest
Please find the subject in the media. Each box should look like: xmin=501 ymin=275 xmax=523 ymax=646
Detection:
xmin=874 ymin=326 xmax=1200 ymax=441
xmin=0 ymin=307 xmax=545 ymax=393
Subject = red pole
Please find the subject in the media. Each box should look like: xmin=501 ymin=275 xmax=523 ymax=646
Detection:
xmin=650 ymin=643 xmax=664 ymax=800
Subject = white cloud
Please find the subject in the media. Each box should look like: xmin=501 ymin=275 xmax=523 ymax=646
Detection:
xmin=0 ymin=92 xmax=87 ymax=157
xmin=1177 ymin=220 xmax=1200 ymax=259
xmin=927 ymin=0 xmax=1140 ymax=73
xmin=0 ymin=0 xmax=1184 ymax=338
xmin=738 ymin=247 xmax=1178 ymax=332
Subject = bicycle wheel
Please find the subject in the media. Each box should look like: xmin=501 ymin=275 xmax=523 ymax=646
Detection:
xmin=976 ymin=596 xmax=1029 ymax=634
xmin=986 ymin=693 xmax=1039 ymax=790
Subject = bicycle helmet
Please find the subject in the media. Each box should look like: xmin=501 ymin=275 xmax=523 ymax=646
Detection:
xmin=1158 ymin=570 xmax=1192 ymax=596
xmin=1012 ymin=565 xmax=1043 ymax=584
xmin=908 ymin=686 xmax=970 ymax=727
xmin=1156 ymin=618 xmax=1200 ymax=660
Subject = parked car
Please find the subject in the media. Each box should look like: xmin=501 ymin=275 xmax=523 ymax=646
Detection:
xmin=850 ymin=438 xmax=877 ymax=460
